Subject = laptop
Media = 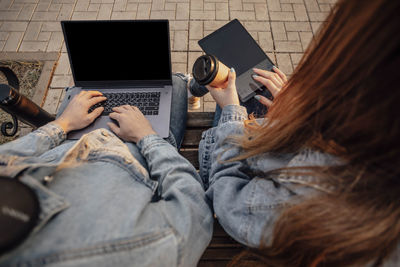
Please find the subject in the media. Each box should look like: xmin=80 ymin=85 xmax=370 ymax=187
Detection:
xmin=198 ymin=19 xmax=275 ymax=103
xmin=60 ymin=20 xmax=172 ymax=139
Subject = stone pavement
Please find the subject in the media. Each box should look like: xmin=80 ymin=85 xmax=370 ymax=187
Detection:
xmin=0 ymin=0 xmax=335 ymax=113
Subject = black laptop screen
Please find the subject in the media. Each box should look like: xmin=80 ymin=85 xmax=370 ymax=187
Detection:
xmin=62 ymin=20 xmax=172 ymax=86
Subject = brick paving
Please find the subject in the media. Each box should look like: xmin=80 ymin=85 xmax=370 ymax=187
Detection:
xmin=0 ymin=0 xmax=336 ymax=113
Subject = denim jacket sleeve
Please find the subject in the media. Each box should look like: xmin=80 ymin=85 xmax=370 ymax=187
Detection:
xmin=202 ymin=105 xmax=305 ymax=247
xmin=137 ymin=135 xmax=213 ymax=266
xmin=0 ymin=123 xmax=66 ymax=157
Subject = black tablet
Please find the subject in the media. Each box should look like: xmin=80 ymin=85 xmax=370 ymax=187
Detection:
xmin=198 ymin=19 xmax=275 ymax=102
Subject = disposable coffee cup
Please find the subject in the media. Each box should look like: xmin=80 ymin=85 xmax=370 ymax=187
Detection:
xmin=192 ymin=55 xmax=230 ymax=88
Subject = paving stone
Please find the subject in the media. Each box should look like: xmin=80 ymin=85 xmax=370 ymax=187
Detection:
xmin=170 ymin=21 xmax=188 ymax=31
xmin=276 ymin=53 xmax=293 ymax=75
xmin=258 ymin=31 xmax=273 ymax=51
xmin=281 ymin=3 xmax=292 ymax=11
xmin=293 ymin=3 xmax=308 ymax=21
xmin=299 ymin=31 xmax=313 ymax=50
xmin=284 ymin=21 xmax=311 ymax=31
xmin=229 ymin=0 xmax=242 ymax=11
xmin=136 ymin=3 xmax=151 ymax=19
xmin=43 ymin=88 xmax=63 ymax=114
xmin=311 ymin=21 xmax=322 ymax=35
xmin=3 ymin=32 xmax=22 ymax=51
xmin=46 ymin=31 xmax=63 ymax=51
xmin=75 ymin=0 xmax=89 ymax=11
xmin=216 ymin=2 xmax=229 ymax=20
xmin=287 ymin=31 xmax=299 ymax=41
xmin=267 ymin=0 xmax=281 ymax=11
xmin=57 ymin=3 xmax=74 ymax=20
xmin=151 ymin=0 xmax=164 ymax=10
xmin=37 ymin=31 xmax=51 ymax=41
xmin=17 ymin=3 xmax=36 ymax=19
xmin=23 ymin=22 xmax=42 ymax=41
xmin=0 ymin=0 xmax=13 ymax=10
xmin=171 ymin=51 xmax=187 ymax=63
xmin=319 ymin=4 xmax=331 ymax=11
xmin=172 ymin=63 xmax=187 ymax=74
xmin=203 ymin=92 xmax=213 ymax=102
xmin=0 ymin=11 xmax=19 ymax=20
xmin=230 ymin=11 xmax=255 ymax=21
xmin=270 ymin=11 xmax=295 ymax=21
xmin=19 ymin=40 xmax=47 ymax=51
xmin=55 ymin=52 xmax=70 ymax=75
xmin=173 ymin=30 xmax=188 ymax=51
xmin=244 ymin=21 xmax=270 ymax=31
xmin=189 ymin=20 xmax=203 ymax=40
xmin=0 ymin=41 xmax=5 ymax=50
xmin=111 ymin=11 xmax=136 ymax=19
xmin=8 ymin=2 xmax=24 ymax=11
xmin=275 ymin=41 xmax=302 ymax=52
xmin=176 ymin=3 xmax=189 ymax=20
xmin=97 ymin=3 xmax=113 ymax=19
xmin=114 ymin=0 xmax=127 ymax=11
xmin=0 ymin=21 xmax=28 ymax=31
xmin=271 ymin=21 xmax=286 ymax=41
xmin=0 ymin=32 xmax=9 ymax=40
xmin=290 ymin=52 xmax=303 ymax=66
xmin=150 ymin=10 xmax=175 ymax=19
xmin=35 ymin=2 xmax=51 ymax=11
xmin=243 ymin=3 xmax=253 ymax=11
xmin=50 ymin=75 xmax=72 ymax=88
xmin=72 ymin=11 xmax=98 ymax=20
xmin=165 ymin=3 xmax=176 ymax=11
xmin=126 ymin=3 xmax=137 ymax=11
xmin=204 ymin=21 xmax=228 ymax=31
xmin=49 ymin=3 xmax=62 ymax=11
xmin=41 ymin=22 xmax=61 ymax=32
xmin=204 ymin=101 xmax=215 ymax=112
xmin=308 ymin=12 xmax=329 ymax=21
xmin=255 ymin=3 xmax=269 ymax=20
xmin=188 ymin=40 xmax=202 ymax=51
xmin=31 ymin=11 xmax=59 ymax=21
xmin=304 ymin=0 xmax=320 ymax=12
xmin=190 ymin=10 xmax=215 ymax=20
xmin=204 ymin=2 xmax=215 ymax=10
xmin=190 ymin=0 xmax=203 ymax=10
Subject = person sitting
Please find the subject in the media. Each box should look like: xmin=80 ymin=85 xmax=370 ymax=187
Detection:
xmin=198 ymin=0 xmax=400 ymax=265
xmin=0 ymin=74 xmax=213 ymax=267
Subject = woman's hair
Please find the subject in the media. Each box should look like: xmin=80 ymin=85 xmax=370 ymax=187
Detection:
xmin=231 ymin=0 xmax=400 ymax=266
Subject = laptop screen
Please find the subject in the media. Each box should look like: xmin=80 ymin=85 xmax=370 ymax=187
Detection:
xmin=62 ymin=20 xmax=172 ymax=87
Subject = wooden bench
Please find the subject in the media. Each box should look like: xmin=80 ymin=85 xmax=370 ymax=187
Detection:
xmin=180 ymin=112 xmax=245 ymax=266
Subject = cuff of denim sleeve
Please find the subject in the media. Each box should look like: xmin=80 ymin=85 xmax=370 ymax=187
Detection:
xmin=218 ymin=105 xmax=248 ymax=124
xmin=137 ymin=134 xmax=168 ymax=154
xmin=37 ymin=123 xmax=67 ymax=147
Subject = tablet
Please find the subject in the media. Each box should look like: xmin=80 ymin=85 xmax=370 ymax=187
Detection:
xmin=198 ymin=19 xmax=275 ymax=102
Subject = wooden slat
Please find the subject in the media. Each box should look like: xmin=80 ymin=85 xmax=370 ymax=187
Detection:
xmin=182 ymin=129 xmax=204 ymax=147
xmin=180 ymin=149 xmax=199 ymax=169
xmin=187 ymin=112 xmax=214 ymax=128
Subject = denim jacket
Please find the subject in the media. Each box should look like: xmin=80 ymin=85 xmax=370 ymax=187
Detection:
xmin=199 ymin=105 xmax=400 ymax=266
xmin=0 ymin=123 xmax=213 ymax=267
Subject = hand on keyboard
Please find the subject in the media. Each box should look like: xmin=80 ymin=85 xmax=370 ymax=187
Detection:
xmin=107 ymin=105 xmax=156 ymax=143
xmin=89 ymin=92 xmax=160 ymax=116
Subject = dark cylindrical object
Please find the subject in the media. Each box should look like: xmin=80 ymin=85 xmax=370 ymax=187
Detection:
xmin=0 ymin=84 xmax=55 ymax=128
xmin=192 ymin=54 xmax=230 ymax=87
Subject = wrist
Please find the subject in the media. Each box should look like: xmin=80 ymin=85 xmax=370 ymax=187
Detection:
xmin=53 ymin=118 xmax=71 ymax=133
xmin=133 ymin=130 xmax=157 ymax=143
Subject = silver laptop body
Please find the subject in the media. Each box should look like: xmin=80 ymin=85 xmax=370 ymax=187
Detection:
xmin=61 ymin=20 xmax=173 ymax=139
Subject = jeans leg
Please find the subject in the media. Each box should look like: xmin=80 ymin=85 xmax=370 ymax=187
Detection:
xmin=168 ymin=74 xmax=189 ymax=149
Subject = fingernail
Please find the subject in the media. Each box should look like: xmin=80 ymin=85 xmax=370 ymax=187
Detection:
xmin=230 ymin=67 xmax=235 ymax=73
xmin=254 ymin=95 xmax=261 ymax=101
xmin=273 ymin=66 xmax=277 ymax=69
xmin=252 ymin=74 xmax=258 ymax=79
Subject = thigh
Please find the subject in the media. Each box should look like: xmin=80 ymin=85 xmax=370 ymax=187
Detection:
xmin=168 ymin=74 xmax=188 ymax=149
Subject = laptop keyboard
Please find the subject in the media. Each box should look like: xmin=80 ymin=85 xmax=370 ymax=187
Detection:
xmin=89 ymin=92 xmax=161 ymax=116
